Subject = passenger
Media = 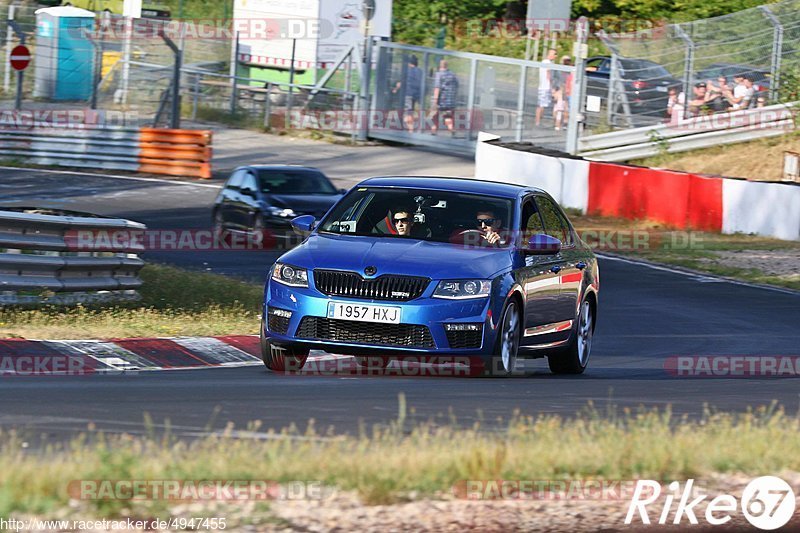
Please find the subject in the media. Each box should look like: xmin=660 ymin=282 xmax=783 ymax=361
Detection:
xmin=392 ymin=208 xmax=415 ymax=236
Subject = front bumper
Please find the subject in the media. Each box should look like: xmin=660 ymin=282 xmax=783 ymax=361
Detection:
xmin=264 ymin=280 xmax=498 ymax=356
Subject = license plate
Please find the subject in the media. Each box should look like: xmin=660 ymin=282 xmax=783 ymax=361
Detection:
xmin=656 ymin=86 xmax=668 ymax=92
xmin=327 ymin=302 xmax=402 ymax=324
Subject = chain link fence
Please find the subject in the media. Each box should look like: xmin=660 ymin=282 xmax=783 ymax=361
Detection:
xmin=595 ymin=0 xmax=800 ymax=131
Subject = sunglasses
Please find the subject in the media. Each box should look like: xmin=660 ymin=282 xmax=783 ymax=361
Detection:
xmin=394 ymin=217 xmax=411 ymax=224
xmin=476 ymin=218 xmax=497 ymax=226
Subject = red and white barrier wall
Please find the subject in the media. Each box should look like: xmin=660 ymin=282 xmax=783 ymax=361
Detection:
xmin=475 ymin=138 xmax=800 ymax=241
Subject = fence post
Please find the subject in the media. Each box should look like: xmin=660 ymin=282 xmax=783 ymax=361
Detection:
xmin=417 ymin=51 xmax=429 ymax=133
xmin=120 ymin=16 xmax=132 ymax=104
xmin=673 ymin=25 xmax=694 ymax=121
xmin=760 ymin=6 xmax=783 ymax=102
xmin=192 ymin=73 xmax=199 ymax=120
xmin=566 ymin=17 xmax=588 ymax=155
xmin=263 ymin=82 xmax=272 ymax=130
xmin=357 ymin=36 xmax=373 ymax=141
xmin=160 ymin=30 xmax=182 ymax=129
xmin=515 ymin=64 xmax=527 ymax=142
xmin=4 ymin=4 xmax=15 ymax=93
xmin=229 ymin=31 xmax=239 ymax=115
xmin=466 ymin=57 xmax=477 ymax=140
xmin=7 ymin=19 xmax=25 ymax=111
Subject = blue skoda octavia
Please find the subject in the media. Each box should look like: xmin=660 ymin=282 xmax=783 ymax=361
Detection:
xmin=262 ymin=177 xmax=599 ymax=376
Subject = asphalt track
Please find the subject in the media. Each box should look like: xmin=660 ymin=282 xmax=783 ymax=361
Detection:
xmin=1 ymin=167 xmax=799 ymax=442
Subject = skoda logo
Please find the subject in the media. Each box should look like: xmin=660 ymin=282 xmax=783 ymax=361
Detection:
xmin=364 ymin=266 xmax=377 ymax=276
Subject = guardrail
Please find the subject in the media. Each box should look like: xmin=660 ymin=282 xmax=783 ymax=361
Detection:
xmin=0 ymin=126 xmax=212 ymax=179
xmin=578 ymin=103 xmax=797 ymax=161
xmin=0 ymin=209 xmax=146 ymax=305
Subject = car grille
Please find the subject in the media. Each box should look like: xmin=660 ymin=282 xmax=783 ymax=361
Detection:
xmin=445 ymin=328 xmax=483 ymax=350
xmin=313 ymin=270 xmax=429 ymax=301
xmin=267 ymin=308 xmax=290 ymax=335
xmin=297 ymin=317 xmax=435 ymax=348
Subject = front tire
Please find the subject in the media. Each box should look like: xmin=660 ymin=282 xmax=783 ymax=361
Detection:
xmin=483 ymin=300 xmax=521 ymax=377
xmin=548 ymin=297 xmax=593 ymax=374
xmin=260 ymin=321 xmax=309 ymax=372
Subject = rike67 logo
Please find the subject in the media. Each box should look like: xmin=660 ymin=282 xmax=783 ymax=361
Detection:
xmin=626 ymin=476 xmax=796 ymax=530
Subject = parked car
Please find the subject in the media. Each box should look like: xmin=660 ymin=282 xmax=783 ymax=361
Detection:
xmin=694 ymin=63 xmax=771 ymax=100
xmin=261 ymin=176 xmax=599 ymax=377
xmin=584 ymin=56 xmax=682 ymax=125
xmin=212 ymin=165 xmax=344 ymax=246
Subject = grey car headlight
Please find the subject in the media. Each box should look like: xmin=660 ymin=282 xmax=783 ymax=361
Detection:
xmin=433 ymin=280 xmax=491 ymax=299
xmin=272 ymin=262 xmax=308 ymax=287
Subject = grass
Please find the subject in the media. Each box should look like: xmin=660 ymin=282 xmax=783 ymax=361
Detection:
xmin=0 ymin=264 xmax=262 ymax=340
xmin=1 ymin=401 xmax=798 ymax=518
xmin=632 ymin=132 xmax=800 ymax=182
xmin=570 ymin=213 xmax=800 ymax=290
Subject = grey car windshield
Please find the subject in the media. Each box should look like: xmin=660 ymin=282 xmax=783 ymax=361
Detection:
xmin=257 ymin=169 xmax=337 ymax=194
xmin=318 ymin=187 xmax=514 ymax=246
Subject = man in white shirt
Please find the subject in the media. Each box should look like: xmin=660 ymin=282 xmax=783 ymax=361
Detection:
xmin=536 ymin=48 xmax=557 ymax=126
xmin=726 ymin=75 xmax=755 ymax=110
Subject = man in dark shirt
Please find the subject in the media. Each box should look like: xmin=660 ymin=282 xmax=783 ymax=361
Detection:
xmin=431 ymin=59 xmax=459 ymax=135
xmin=393 ymin=55 xmax=423 ymax=133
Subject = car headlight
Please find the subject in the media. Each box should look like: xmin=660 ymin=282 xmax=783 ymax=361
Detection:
xmin=433 ymin=280 xmax=491 ymax=299
xmin=267 ymin=207 xmax=297 ymax=218
xmin=272 ymin=262 xmax=308 ymax=287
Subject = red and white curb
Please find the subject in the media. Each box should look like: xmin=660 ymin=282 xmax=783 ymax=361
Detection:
xmin=0 ymin=336 xmax=483 ymax=377
xmin=0 ymin=335 xmax=264 ymax=375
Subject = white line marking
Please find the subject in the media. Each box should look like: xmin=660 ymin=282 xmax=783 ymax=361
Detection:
xmin=598 ymin=253 xmax=800 ymax=296
xmin=0 ymin=165 xmax=222 ymax=189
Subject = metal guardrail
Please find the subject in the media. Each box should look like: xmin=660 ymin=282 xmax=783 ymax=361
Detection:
xmin=0 ymin=126 xmax=213 ymax=178
xmin=577 ymin=102 xmax=797 ymax=161
xmin=0 ymin=209 xmax=146 ymax=305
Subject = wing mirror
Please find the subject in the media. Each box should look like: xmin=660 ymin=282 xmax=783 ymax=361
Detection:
xmin=291 ymin=215 xmax=316 ymax=236
xmin=522 ymin=233 xmax=562 ymax=255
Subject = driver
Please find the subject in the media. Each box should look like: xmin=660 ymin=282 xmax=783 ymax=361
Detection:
xmin=393 ymin=208 xmax=415 ymax=236
xmin=476 ymin=210 xmax=503 ymax=245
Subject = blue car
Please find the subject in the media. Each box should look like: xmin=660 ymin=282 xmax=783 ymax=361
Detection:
xmin=262 ymin=177 xmax=599 ymax=376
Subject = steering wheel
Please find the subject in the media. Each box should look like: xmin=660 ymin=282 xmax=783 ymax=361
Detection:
xmin=450 ymin=229 xmax=486 ymax=245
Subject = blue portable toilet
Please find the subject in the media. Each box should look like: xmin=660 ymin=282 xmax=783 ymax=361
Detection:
xmin=34 ymin=6 xmax=96 ymax=101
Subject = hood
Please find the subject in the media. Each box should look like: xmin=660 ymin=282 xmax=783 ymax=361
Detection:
xmin=279 ymin=233 xmax=513 ymax=280
xmin=264 ymin=194 xmax=340 ymax=218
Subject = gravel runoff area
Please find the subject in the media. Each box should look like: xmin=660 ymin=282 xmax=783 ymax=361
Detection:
xmin=700 ymin=249 xmax=800 ymax=279
xmin=12 ymin=473 xmax=800 ymax=532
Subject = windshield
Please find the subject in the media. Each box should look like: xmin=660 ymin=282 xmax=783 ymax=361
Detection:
xmin=620 ymin=60 xmax=671 ymax=79
xmin=256 ymin=169 xmax=338 ymax=195
xmin=318 ymin=187 xmax=515 ymax=247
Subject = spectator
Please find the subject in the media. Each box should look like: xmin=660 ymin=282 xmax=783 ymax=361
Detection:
xmin=553 ymin=55 xmax=573 ymax=131
xmin=431 ymin=59 xmax=459 ymax=135
xmin=536 ymin=48 xmax=557 ymax=127
xmin=705 ymin=76 xmax=730 ymax=112
xmin=668 ymin=90 xmax=686 ymax=125
xmin=756 ymin=96 xmax=767 ymax=108
xmin=392 ymin=55 xmax=423 ymax=133
xmin=725 ymin=74 xmax=754 ymax=110
xmin=688 ymin=82 xmax=711 ymax=116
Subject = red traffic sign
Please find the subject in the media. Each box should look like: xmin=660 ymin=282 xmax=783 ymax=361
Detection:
xmin=10 ymin=45 xmax=30 ymax=71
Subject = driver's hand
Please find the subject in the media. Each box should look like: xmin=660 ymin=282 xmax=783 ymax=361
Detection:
xmin=483 ymin=230 xmax=500 ymax=244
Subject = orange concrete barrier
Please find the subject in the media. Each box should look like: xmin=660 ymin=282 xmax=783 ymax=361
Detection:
xmin=137 ymin=128 xmax=213 ymax=179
